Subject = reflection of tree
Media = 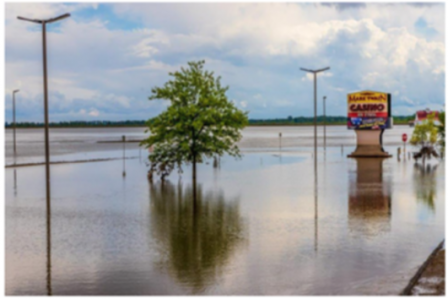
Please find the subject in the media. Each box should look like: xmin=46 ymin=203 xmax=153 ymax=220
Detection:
xmin=149 ymin=181 xmax=246 ymax=294
xmin=413 ymin=163 xmax=438 ymax=212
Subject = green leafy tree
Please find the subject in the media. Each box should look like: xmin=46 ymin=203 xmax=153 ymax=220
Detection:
xmin=410 ymin=113 xmax=439 ymax=164
xmin=410 ymin=113 xmax=438 ymax=147
xmin=141 ymin=60 xmax=248 ymax=181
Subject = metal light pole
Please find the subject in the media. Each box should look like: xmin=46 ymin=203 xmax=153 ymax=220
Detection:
xmin=17 ymin=13 xmax=70 ymax=202
xmin=12 ymin=89 xmax=20 ymax=156
xmin=18 ymin=16 xmax=69 ymax=287
xmin=323 ymin=96 xmax=327 ymax=153
xmin=300 ymin=67 xmax=329 ymax=253
xmin=299 ymin=67 xmax=330 ymax=174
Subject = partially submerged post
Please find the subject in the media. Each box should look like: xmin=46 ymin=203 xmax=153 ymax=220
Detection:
xmin=122 ymin=135 xmax=126 ymax=177
xmin=279 ymin=132 xmax=282 ymax=151
xmin=402 ymin=133 xmax=408 ymax=161
xmin=347 ymin=91 xmax=392 ymax=158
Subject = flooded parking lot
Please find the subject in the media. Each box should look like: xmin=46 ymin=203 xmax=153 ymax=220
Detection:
xmin=5 ymin=126 xmax=445 ymax=295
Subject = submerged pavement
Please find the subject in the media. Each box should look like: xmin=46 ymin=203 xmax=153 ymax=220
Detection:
xmin=409 ymin=242 xmax=445 ymax=296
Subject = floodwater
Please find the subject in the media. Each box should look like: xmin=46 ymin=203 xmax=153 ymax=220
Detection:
xmin=5 ymin=126 xmax=445 ymax=295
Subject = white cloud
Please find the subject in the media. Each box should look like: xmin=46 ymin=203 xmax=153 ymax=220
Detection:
xmin=4 ymin=3 xmax=445 ymax=121
xmin=89 ymin=109 xmax=99 ymax=117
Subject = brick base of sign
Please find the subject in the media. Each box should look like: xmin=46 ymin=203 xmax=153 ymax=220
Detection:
xmin=348 ymin=130 xmax=392 ymax=158
xmin=348 ymin=145 xmax=392 ymax=158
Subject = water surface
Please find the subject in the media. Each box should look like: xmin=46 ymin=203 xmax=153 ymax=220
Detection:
xmin=5 ymin=126 xmax=444 ymax=295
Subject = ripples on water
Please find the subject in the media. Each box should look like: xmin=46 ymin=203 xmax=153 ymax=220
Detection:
xmin=5 ymin=127 xmax=445 ymax=295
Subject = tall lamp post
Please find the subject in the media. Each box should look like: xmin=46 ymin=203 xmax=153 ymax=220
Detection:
xmin=300 ymin=67 xmax=329 ymax=253
xmin=17 ymin=13 xmax=70 ymax=201
xmin=18 ymin=15 xmax=70 ymax=291
xmin=12 ymin=89 xmax=20 ymax=156
xmin=299 ymin=67 xmax=330 ymax=174
xmin=323 ymin=96 xmax=327 ymax=152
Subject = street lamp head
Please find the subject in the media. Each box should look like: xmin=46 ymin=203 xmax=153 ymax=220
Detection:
xmin=317 ymin=67 xmax=330 ymax=73
xmin=13 ymin=89 xmax=20 ymax=94
xmin=300 ymin=66 xmax=330 ymax=74
xmin=46 ymin=13 xmax=70 ymax=23
xmin=17 ymin=16 xmax=43 ymax=23
xmin=18 ymin=13 xmax=70 ymax=24
xmin=323 ymin=96 xmax=326 ymax=100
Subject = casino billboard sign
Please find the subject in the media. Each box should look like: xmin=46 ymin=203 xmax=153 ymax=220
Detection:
xmin=347 ymin=90 xmax=391 ymax=130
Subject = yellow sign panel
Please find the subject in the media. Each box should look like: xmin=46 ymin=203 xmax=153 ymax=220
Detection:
xmin=347 ymin=91 xmax=388 ymax=103
xmin=347 ymin=90 xmax=389 ymax=118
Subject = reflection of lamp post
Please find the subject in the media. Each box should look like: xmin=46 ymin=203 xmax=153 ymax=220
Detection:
xmin=17 ymin=13 xmax=70 ymax=202
xmin=12 ymin=89 xmax=20 ymax=156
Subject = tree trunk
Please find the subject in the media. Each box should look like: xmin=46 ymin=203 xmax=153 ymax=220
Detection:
xmin=192 ymin=152 xmax=197 ymax=214
xmin=192 ymin=153 xmax=197 ymax=183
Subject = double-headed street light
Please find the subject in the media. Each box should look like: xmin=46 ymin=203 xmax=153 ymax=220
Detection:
xmin=300 ymin=66 xmax=329 ymax=253
xmin=18 ymin=14 xmax=70 ymax=295
xmin=299 ymin=67 xmax=330 ymax=174
xmin=17 ymin=13 xmax=70 ymax=201
xmin=12 ymin=89 xmax=20 ymax=156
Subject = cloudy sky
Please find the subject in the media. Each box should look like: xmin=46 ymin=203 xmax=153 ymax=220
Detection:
xmin=4 ymin=2 xmax=445 ymax=122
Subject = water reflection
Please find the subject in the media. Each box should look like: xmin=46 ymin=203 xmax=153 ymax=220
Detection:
xmin=13 ymin=156 xmax=17 ymax=195
xmin=46 ymin=198 xmax=52 ymax=295
xmin=149 ymin=181 xmax=246 ymax=294
xmin=13 ymin=169 xmax=17 ymax=195
xmin=314 ymin=185 xmax=318 ymax=253
xmin=413 ymin=163 xmax=438 ymax=212
xmin=46 ymin=179 xmax=52 ymax=295
xmin=348 ymin=158 xmax=392 ymax=237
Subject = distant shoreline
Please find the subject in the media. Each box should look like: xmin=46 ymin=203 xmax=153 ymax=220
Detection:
xmin=4 ymin=123 xmax=412 ymax=129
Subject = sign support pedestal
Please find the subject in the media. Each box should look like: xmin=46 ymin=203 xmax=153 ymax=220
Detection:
xmin=348 ymin=130 xmax=392 ymax=158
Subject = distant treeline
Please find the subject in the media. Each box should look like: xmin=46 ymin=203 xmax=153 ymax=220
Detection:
xmin=4 ymin=120 xmax=147 ymax=128
xmin=5 ymin=115 xmax=415 ymax=128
